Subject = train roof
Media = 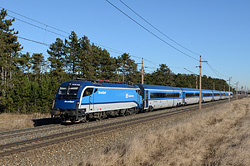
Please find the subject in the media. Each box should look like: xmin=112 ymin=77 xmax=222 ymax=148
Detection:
xmin=102 ymin=82 xmax=136 ymax=88
xmin=180 ymin=88 xmax=197 ymax=91
xmin=60 ymin=80 xmax=93 ymax=87
xmin=202 ymin=89 xmax=213 ymax=93
xmin=140 ymin=84 xmax=182 ymax=90
xmin=60 ymin=80 xmax=137 ymax=89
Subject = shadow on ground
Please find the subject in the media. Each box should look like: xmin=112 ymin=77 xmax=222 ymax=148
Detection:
xmin=33 ymin=118 xmax=61 ymax=127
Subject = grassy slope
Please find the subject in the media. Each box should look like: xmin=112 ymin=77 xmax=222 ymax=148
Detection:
xmin=80 ymin=98 xmax=250 ymax=166
xmin=0 ymin=113 xmax=49 ymax=132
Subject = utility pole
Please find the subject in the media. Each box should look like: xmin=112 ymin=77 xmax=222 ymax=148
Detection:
xmin=228 ymin=77 xmax=231 ymax=102
xmin=136 ymin=58 xmax=144 ymax=84
xmin=199 ymin=56 xmax=207 ymax=111
xmin=141 ymin=58 xmax=144 ymax=84
xmin=213 ymin=82 xmax=215 ymax=90
xmin=236 ymin=82 xmax=239 ymax=99
xmin=245 ymin=86 xmax=247 ymax=97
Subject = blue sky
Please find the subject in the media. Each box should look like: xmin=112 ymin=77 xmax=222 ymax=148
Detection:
xmin=1 ymin=0 xmax=250 ymax=90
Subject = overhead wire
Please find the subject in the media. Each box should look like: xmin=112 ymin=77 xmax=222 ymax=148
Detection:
xmin=119 ymin=0 xmax=202 ymax=57
xmin=184 ymin=68 xmax=198 ymax=75
xmin=201 ymin=56 xmax=230 ymax=79
xmin=0 ymin=7 xmax=69 ymax=35
xmin=7 ymin=14 xmax=68 ymax=38
xmin=116 ymin=1 xmax=235 ymax=84
xmin=105 ymin=0 xmax=199 ymax=61
xmin=17 ymin=36 xmax=50 ymax=46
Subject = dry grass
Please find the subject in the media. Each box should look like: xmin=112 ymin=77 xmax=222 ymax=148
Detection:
xmin=0 ymin=113 xmax=49 ymax=132
xmin=79 ymin=98 xmax=250 ymax=166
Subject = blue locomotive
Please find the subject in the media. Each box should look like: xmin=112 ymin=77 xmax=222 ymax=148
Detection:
xmin=51 ymin=80 xmax=142 ymax=122
xmin=51 ymin=80 xmax=233 ymax=122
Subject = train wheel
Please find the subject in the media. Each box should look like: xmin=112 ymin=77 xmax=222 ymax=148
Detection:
xmin=93 ymin=112 xmax=102 ymax=120
xmin=119 ymin=109 xmax=126 ymax=116
xmin=148 ymin=106 xmax=154 ymax=112
xmin=80 ymin=116 xmax=88 ymax=123
xmin=102 ymin=112 xmax=108 ymax=119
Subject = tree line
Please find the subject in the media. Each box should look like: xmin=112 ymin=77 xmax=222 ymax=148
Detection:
xmin=0 ymin=9 xmax=232 ymax=114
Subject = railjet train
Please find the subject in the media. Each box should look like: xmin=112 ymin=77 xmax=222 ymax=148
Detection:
xmin=51 ymin=80 xmax=233 ymax=123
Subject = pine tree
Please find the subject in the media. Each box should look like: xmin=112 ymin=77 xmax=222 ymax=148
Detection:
xmin=78 ymin=36 xmax=95 ymax=79
xmin=65 ymin=31 xmax=79 ymax=75
xmin=116 ymin=53 xmax=138 ymax=83
xmin=0 ymin=9 xmax=22 ymax=112
xmin=47 ymin=38 xmax=65 ymax=74
xmin=150 ymin=64 xmax=174 ymax=86
xmin=31 ymin=53 xmax=45 ymax=81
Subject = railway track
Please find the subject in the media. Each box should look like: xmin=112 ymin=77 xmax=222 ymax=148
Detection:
xmin=0 ymin=99 xmax=235 ymax=158
xmin=0 ymin=124 xmax=60 ymax=141
xmin=0 ymin=116 xmax=121 ymax=145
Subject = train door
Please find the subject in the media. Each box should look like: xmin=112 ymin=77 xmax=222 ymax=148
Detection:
xmin=145 ymin=90 xmax=149 ymax=108
xmin=182 ymin=92 xmax=186 ymax=104
xmin=137 ymin=90 xmax=141 ymax=107
xmin=172 ymin=91 xmax=176 ymax=107
xmin=90 ymin=88 xmax=96 ymax=111
xmin=83 ymin=88 xmax=94 ymax=111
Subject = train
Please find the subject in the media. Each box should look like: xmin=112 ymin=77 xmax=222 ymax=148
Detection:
xmin=50 ymin=79 xmax=233 ymax=123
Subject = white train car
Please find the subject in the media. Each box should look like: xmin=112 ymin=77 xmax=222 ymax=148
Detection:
xmin=138 ymin=84 xmax=183 ymax=111
xmin=181 ymin=88 xmax=200 ymax=105
xmin=213 ymin=90 xmax=221 ymax=101
xmin=202 ymin=90 xmax=213 ymax=102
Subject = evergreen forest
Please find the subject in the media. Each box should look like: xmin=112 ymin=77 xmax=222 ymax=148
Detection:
xmin=0 ymin=9 xmax=232 ymax=114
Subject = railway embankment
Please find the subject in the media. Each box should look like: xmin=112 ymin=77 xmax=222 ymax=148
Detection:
xmin=0 ymin=98 xmax=249 ymax=165
xmin=78 ymin=98 xmax=250 ymax=166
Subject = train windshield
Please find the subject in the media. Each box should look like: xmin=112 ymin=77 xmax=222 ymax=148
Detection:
xmin=57 ymin=86 xmax=79 ymax=99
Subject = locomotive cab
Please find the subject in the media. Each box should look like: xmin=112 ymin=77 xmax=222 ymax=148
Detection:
xmin=51 ymin=81 xmax=87 ymax=123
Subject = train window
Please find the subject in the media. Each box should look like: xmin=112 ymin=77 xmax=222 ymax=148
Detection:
xmin=58 ymin=86 xmax=67 ymax=96
xmin=186 ymin=93 xmax=199 ymax=97
xmin=203 ymin=93 xmax=212 ymax=97
xmin=58 ymin=86 xmax=79 ymax=99
xmin=68 ymin=86 xmax=79 ymax=96
xmin=186 ymin=93 xmax=192 ymax=97
xmin=150 ymin=92 xmax=179 ymax=99
xmin=83 ymin=88 xmax=94 ymax=97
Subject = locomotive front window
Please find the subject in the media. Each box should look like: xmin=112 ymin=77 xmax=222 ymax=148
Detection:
xmin=58 ymin=87 xmax=67 ymax=95
xmin=58 ymin=86 xmax=79 ymax=99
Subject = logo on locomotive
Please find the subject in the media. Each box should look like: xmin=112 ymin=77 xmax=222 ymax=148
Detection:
xmin=126 ymin=94 xmax=134 ymax=98
xmin=98 ymin=91 xmax=107 ymax=95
